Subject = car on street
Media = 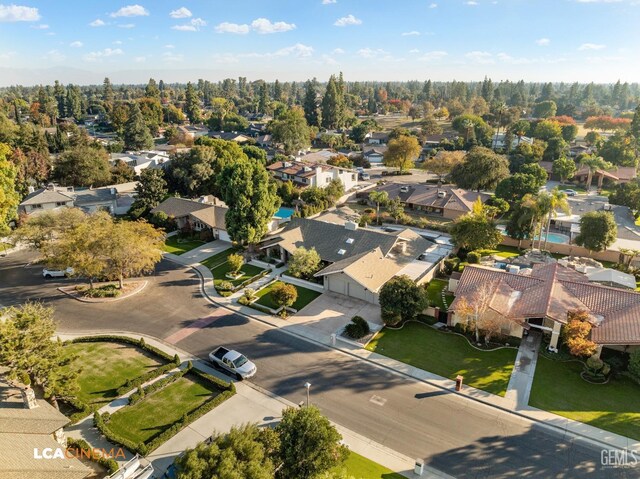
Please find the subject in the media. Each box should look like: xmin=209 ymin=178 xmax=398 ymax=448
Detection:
xmin=42 ymin=267 xmax=74 ymax=278
xmin=208 ymin=346 xmax=257 ymax=380
xmin=563 ymin=189 xmax=578 ymax=196
xmin=359 ymin=172 xmax=370 ymax=180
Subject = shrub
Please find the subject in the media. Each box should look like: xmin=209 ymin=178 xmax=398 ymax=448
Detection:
xmin=467 ymin=251 xmax=481 ymax=264
xmin=227 ymin=253 xmax=244 ymax=274
xmin=443 ymin=257 xmax=460 ymax=275
xmin=83 ymin=284 xmax=122 ymax=298
xmin=238 ymin=296 xmax=250 ymax=305
xmin=67 ymin=438 xmax=119 ymax=474
xmin=217 ymin=281 xmax=234 ymax=292
xmin=382 ymin=309 xmax=402 ymax=326
xmin=344 ymin=315 xmax=371 ymax=339
xmin=630 ymin=349 xmax=640 ymax=379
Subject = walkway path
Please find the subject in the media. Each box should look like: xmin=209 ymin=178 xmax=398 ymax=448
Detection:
xmin=504 ymin=332 xmax=541 ymax=409
xmin=178 ymin=240 xmax=233 ymax=264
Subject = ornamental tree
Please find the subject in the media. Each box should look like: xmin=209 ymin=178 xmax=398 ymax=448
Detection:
xmin=288 ymin=247 xmax=321 ymax=279
xmin=562 ymin=310 xmax=597 ymax=357
xmin=379 ymin=275 xmax=428 ymax=324
xmin=575 ymin=210 xmax=617 ymax=253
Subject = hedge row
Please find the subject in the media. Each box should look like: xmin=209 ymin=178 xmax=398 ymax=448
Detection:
xmin=95 ymin=368 xmax=235 ymax=456
xmin=66 ymin=437 xmax=119 ymax=474
xmin=128 ymin=363 xmax=191 ymax=406
xmin=116 ymin=361 xmax=178 ymax=396
xmin=235 ymin=269 xmax=270 ymax=291
xmin=69 ymin=335 xmax=178 ymax=364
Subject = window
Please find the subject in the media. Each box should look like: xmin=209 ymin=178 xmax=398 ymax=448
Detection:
xmin=337 ymin=249 xmax=346 ymax=255
xmin=32 ymin=204 xmax=43 ymax=209
xmin=56 ymin=202 xmax=66 ymax=207
xmin=346 ymin=238 xmax=354 ymax=244
xmin=325 ymin=177 xmax=331 ymax=183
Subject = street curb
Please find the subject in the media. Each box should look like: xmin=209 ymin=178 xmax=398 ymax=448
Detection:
xmin=165 ymin=256 xmax=640 ymax=453
xmin=57 ymin=280 xmax=148 ymax=303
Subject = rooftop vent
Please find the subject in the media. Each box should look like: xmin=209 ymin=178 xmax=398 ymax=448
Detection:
xmin=437 ymin=190 xmax=447 ymax=198
xmin=345 ymin=221 xmax=359 ymax=231
xmin=400 ymin=186 xmax=409 ymax=193
xmin=338 ymin=249 xmax=346 ymax=255
xmin=346 ymin=238 xmax=354 ymax=244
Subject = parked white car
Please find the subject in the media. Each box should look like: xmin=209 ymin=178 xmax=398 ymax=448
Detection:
xmin=42 ymin=267 xmax=74 ymax=278
xmin=209 ymin=347 xmax=257 ymax=380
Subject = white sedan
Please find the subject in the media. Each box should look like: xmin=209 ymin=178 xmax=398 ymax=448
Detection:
xmin=42 ymin=267 xmax=74 ymax=278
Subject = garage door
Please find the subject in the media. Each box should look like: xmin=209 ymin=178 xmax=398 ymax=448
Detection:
xmin=217 ymin=230 xmax=231 ymax=242
xmin=347 ymin=281 xmax=369 ymax=302
xmin=328 ymin=275 xmax=348 ymax=295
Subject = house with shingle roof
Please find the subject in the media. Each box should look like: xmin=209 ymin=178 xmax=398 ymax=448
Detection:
xmin=151 ymin=196 xmax=231 ymax=242
xmin=18 ymin=184 xmax=118 ymax=216
xmin=357 ymin=183 xmax=490 ymax=220
xmin=0 ymin=379 xmax=91 ymax=479
xmin=448 ymin=262 xmax=640 ymax=354
xmin=262 ymin=217 xmax=448 ymax=304
xmin=267 ymin=160 xmax=358 ymax=191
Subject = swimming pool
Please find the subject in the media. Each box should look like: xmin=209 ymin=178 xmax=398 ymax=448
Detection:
xmin=274 ymin=207 xmax=296 ymax=219
xmin=534 ymin=232 xmax=570 ymax=244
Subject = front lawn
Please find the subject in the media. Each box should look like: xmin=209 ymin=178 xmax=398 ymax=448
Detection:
xmin=426 ymin=279 xmax=454 ymax=310
xmin=254 ymin=281 xmax=321 ymax=311
xmin=333 ymin=452 xmax=405 ymax=479
xmin=107 ymin=374 xmax=221 ymax=444
xmin=211 ymin=261 xmax=266 ymax=287
xmin=366 ymin=322 xmax=517 ymax=396
xmin=481 ymin=245 xmax=522 ymax=258
xmin=529 ymin=355 xmax=640 ymax=441
xmin=63 ymin=342 xmax=164 ymax=406
xmin=163 ymin=236 xmax=205 ymax=255
xmin=200 ymin=247 xmax=239 ymax=270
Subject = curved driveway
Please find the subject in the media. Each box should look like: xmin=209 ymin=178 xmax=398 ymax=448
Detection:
xmin=0 ymin=251 xmax=635 ymax=478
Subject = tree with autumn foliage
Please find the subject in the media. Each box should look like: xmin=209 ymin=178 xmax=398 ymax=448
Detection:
xmin=561 ymin=310 xmax=597 ymax=357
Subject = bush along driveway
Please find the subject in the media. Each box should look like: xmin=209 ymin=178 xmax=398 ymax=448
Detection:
xmin=366 ymin=322 xmax=518 ymax=396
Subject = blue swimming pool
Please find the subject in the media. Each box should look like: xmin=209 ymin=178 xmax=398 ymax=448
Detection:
xmin=274 ymin=207 xmax=295 ymax=219
xmin=534 ymin=233 xmax=570 ymax=244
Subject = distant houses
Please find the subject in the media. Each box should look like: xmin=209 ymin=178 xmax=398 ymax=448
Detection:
xmin=268 ymin=160 xmax=358 ymax=191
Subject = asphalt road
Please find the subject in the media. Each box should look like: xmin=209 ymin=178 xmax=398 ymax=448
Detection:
xmin=1 ymin=251 xmax=637 ymax=478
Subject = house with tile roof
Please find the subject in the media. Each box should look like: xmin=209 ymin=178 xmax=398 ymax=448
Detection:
xmin=357 ymin=183 xmax=491 ymax=220
xmin=0 ymin=379 xmax=91 ymax=479
xmin=262 ymin=217 xmax=449 ymax=304
xmin=448 ymin=262 xmax=640 ymax=355
xmin=151 ymin=196 xmax=231 ymax=241
xmin=267 ymin=160 xmax=358 ymax=191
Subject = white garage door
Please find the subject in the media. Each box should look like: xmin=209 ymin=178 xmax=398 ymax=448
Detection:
xmin=347 ymin=281 xmax=369 ymax=302
xmin=217 ymin=230 xmax=231 ymax=242
xmin=328 ymin=275 xmax=348 ymax=295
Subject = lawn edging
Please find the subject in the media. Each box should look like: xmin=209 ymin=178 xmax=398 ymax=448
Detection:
xmin=94 ymin=367 xmax=235 ymax=456
xmin=58 ymin=281 xmax=148 ymax=303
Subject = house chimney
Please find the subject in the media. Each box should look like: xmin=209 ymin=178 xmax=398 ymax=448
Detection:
xmin=21 ymin=388 xmax=39 ymax=409
xmin=27 ymin=185 xmax=35 ymax=194
xmin=345 ymin=221 xmax=358 ymax=231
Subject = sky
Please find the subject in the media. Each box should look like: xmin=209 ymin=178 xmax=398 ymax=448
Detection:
xmin=0 ymin=0 xmax=639 ymax=86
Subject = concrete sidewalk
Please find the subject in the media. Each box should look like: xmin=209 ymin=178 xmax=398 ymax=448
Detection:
xmin=178 ymin=240 xmax=233 ymax=264
xmin=162 ymin=254 xmax=640 ymax=454
xmin=504 ymin=332 xmax=541 ymax=408
xmin=58 ymin=331 xmax=450 ymax=479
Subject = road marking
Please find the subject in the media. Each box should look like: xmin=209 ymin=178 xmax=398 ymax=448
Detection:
xmin=163 ymin=309 xmax=227 ymax=344
xmin=369 ymin=395 xmax=387 ymax=406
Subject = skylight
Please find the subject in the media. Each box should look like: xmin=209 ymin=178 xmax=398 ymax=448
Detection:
xmin=346 ymin=238 xmax=354 ymax=244
xmin=338 ymin=249 xmax=346 ymax=255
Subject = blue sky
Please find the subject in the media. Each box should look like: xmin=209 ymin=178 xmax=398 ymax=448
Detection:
xmin=0 ymin=0 xmax=639 ymax=85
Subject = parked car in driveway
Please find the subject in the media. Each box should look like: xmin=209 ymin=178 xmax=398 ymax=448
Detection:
xmin=209 ymin=347 xmax=257 ymax=380
xmin=563 ymin=189 xmax=578 ymax=196
xmin=42 ymin=267 xmax=74 ymax=278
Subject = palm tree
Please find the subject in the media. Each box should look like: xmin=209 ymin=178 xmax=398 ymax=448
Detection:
xmin=580 ymin=155 xmax=614 ymax=192
xmin=521 ymin=193 xmax=543 ymax=248
xmin=368 ymin=190 xmax=389 ymax=225
xmin=542 ymin=188 xmax=570 ymax=251
xmin=461 ymin=118 xmax=475 ymax=143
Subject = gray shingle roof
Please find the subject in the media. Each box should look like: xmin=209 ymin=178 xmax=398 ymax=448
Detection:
xmin=73 ymin=187 xmax=116 ymax=205
xmin=151 ymin=197 xmax=212 ymax=218
xmin=19 ymin=189 xmax=74 ymax=206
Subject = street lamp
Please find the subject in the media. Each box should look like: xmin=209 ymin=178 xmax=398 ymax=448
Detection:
xmin=304 ymin=382 xmax=311 ymax=407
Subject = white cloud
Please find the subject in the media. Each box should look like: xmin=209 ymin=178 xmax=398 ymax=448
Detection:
xmin=332 ymin=47 xmax=345 ymax=54
xmin=321 ymin=54 xmax=338 ymax=65
xmin=169 ymin=7 xmax=191 ymax=18
xmin=89 ymin=19 xmax=105 ymax=27
xmin=215 ymin=21 xmax=249 ymax=34
xmin=212 ymin=53 xmax=240 ymax=64
xmin=172 ymin=17 xmax=206 ymax=31
xmin=275 ymin=43 xmax=313 ymax=57
xmin=83 ymin=48 xmax=124 ymax=62
xmin=251 ymin=18 xmax=296 ymax=34
xmin=45 ymin=49 xmax=65 ymax=62
xmin=465 ymin=50 xmax=494 ymax=63
xmin=110 ymin=5 xmax=149 ymax=17
xmin=334 ymin=14 xmax=362 ymax=26
xmin=0 ymin=4 xmax=39 ymax=22
xmin=213 ymin=43 xmax=314 ymax=62
xmin=418 ymin=50 xmax=448 ymax=61
xmin=357 ymin=48 xmax=389 ymax=58
xmin=409 ymin=48 xmax=420 ymax=53
xmin=164 ymin=44 xmax=175 ymax=49
xmin=118 ymin=23 xmax=135 ymax=28
xmin=465 ymin=1 xmax=478 ymax=4
xmin=578 ymin=42 xmax=605 ymax=50
xmin=401 ymin=31 xmax=420 ymax=36
xmin=322 ymin=0 xmax=337 ymax=3
xmin=429 ymin=2 xmax=438 ymax=7
xmin=536 ymin=38 xmax=550 ymax=46
xmin=162 ymin=51 xmax=184 ymax=62
xmin=69 ymin=41 xmax=83 ymax=48
xmin=30 ymin=23 xmax=48 ymax=29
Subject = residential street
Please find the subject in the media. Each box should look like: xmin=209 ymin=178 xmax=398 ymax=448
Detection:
xmin=1 ymin=251 xmax=637 ymax=478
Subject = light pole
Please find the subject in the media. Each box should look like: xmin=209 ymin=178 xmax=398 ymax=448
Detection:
xmin=304 ymin=382 xmax=311 ymax=407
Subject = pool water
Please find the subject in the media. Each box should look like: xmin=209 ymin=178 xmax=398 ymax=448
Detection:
xmin=533 ymin=233 xmax=570 ymax=244
xmin=274 ymin=207 xmax=296 ymax=219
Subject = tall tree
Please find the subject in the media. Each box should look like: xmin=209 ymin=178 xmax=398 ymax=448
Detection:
xmin=383 ymin=135 xmax=421 ymax=172
xmin=270 ymin=107 xmax=311 ymax=155
xmin=450 ymin=201 xmax=503 ymax=251
xmin=219 ymin=159 xmax=281 ymax=244
xmin=53 ymin=146 xmax=112 ymax=187
xmin=144 ymin=78 xmax=160 ymax=99
xmin=321 ymin=75 xmax=345 ymax=129
xmin=449 ymin=147 xmax=510 ymax=192
xmin=130 ymin=168 xmax=167 ymax=213
xmin=552 ymin=156 xmax=577 ymax=184
xmin=379 ymin=275 xmax=428 ymax=324
xmin=422 ymin=151 xmax=465 ymax=181
xmin=0 ymin=143 xmax=19 ymax=235
xmin=575 ymin=210 xmax=617 ymax=253
xmin=102 ymin=77 xmax=114 ymax=105
xmin=368 ymin=190 xmax=389 ymax=225
xmin=123 ymin=103 xmax=154 ymax=150
xmin=276 ymin=406 xmax=348 ymax=479
xmin=540 ymin=188 xmax=570 ymax=250
xmin=0 ymin=302 xmax=78 ymax=410
xmin=303 ymin=79 xmax=321 ymax=127
xmin=579 ymin=155 xmax=613 ymax=191
xmin=184 ymin=82 xmax=202 ymax=123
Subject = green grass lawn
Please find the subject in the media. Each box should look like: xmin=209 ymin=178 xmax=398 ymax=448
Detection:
xmin=254 ymin=281 xmax=321 ymax=311
xmin=426 ymin=279 xmax=454 ymax=310
xmin=211 ymin=261 xmax=265 ymax=287
xmin=332 ymin=451 xmax=405 ymax=479
xmin=482 ymin=245 xmax=522 ymax=258
xmin=200 ymin=247 xmax=239 ymax=270
xmin=366 ymin=322 xmax=517 ymax=396
xmin=162 ymin=236 xmax=205 ymax=255
xmin=107 ymin=374 xmax=220 ymax=444
xmin=529 ymin=356 xmax=640 ymax=441
xmin=64 ymin=342 xmax=164 ymax=406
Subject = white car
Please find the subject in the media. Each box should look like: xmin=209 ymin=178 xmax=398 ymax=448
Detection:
xmin=209 ymin=347 xmax=257 ymax=380
xmin=42 ymin=267 xmax=74 ymax=278
xmin=563 ymin=189 xmax=578 ymax=196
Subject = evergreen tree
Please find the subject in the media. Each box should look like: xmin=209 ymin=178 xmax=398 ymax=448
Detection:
xmin=102 ymin=77 xmax=114 ymax=105
xmin=52 ymin=146 xmax=112 ymax=187
xmin=131 ymin=168 xmax=167 ymax=213
xmin=53 ymin=80 xmax=66 ymax=118
xmin=481 ymin=76 xmax=493 ymax=103
xmin=0 ymin=143 xmax=19 ymax=235
xmin=303 ymin=79 xmax=321 ymax=127
xmin=273 ymin=79 xmax=283 ymax=102
xmin=184 ymin=82 xmax=202 ymax=123
xmin=144 ymin=78 xmax=160 ymax=98
xmin=321 ymin=75 xmax=345 ymax=129
xmin=64 ymin=84 xmax=83 ymax=120
xmin=258 ymin=82 xmax=269 ymax=114
xmin=123 ymin=103 xmax=154 ymax=150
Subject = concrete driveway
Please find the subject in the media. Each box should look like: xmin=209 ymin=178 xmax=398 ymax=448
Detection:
xmin=287 ymin=292 xmax=382 ymax=336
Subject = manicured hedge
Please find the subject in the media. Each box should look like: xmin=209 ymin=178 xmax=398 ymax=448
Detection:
xmin=69 ymin=335 xmax=177 ymax=364
xmin=128 ymin=363 xmax=190 ymax=406
xmin=66 ymin=437 xmax=119 ymax=474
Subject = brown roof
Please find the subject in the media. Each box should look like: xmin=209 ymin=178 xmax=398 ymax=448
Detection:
xmin=189 ymin=205 xmax=227 ymax=230
xmin=450 ymin=263 xmax=640 ymax=345
xmin=0 ymin=386 xmax=70 ymax=435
